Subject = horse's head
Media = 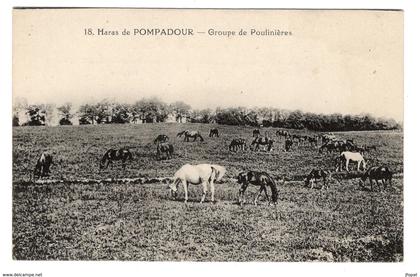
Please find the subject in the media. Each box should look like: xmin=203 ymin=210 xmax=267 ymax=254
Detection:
xmin=237 ymin=172 xmax=247 ymax=184
xmin=168 ymin=179 xmax=178 ymax=193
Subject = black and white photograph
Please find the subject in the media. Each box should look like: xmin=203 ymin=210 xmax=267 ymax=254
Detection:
xmin=2 ymin=2 xmax=419 ymax=276
xmin=11 ymin=8 xmax=404 ymax=262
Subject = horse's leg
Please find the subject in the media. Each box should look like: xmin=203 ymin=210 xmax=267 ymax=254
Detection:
xmin=263 ymin=186 xmax=270 ymax=204
xmin=200 ymin=181 xmax=208 ymax=203
xmin=254 ymin=186 xmax=264 ymax=206
xmin=183 ymin=180 xmax=189 ymax=203
xmin=346 ymin=159 xmax=350 ymax=172
xmin=239 ymin=184 xmax=247 ymax=206
xmin=210 ymin=180 xmax=215 ymax=203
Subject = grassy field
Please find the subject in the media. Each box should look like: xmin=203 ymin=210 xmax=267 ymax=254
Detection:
xmin=12 ymin=123 xmax=403 ymax=261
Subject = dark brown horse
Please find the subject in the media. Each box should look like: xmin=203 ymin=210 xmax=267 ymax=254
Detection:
xmin=285 ymin=138 xmax=293 ymax=151
xmin=178 ymin=130 xmax=204 ymax=142
xmin=237 ymin=171 xmax=278 ymax=206
xmin=156 ymin=142 xmax=174 ymax=160
xmin=100 ymin=148 xmax=133 ymax=170
xmin=229 ymin=138 xmax=246 ymax=152
xmin=252 ymin=129 xmax=261 ymax=137
xmin=209 ymin=128 xmax=219 ymax=137
xmin=154 ymin=134 xmax=169 ymax=144
xmin=275 ymin=130 xmax=290 ymax=138
xmin=33 ymin=152 xmax=54 ymax=179
xmin=360 ymin=166 xmax=393 ymax=191
xmin=250 ymin=137 xmax=274 ymax=151
xmin=305 ymin=169 xmax=331 ymax=189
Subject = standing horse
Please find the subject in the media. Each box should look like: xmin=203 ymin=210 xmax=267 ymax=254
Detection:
xmin=250 ymin=137 xmax=274 ymax=151
xmin=336 ymin=151 xmax=366 ymax=172
xmin=33 ymin=152 xmax=54 ymax=179
xmin=229 ymin=138 xmax=247 ymax=152
xmin=156 ymin=142 xmax=174 ymax=160
xmin=305 ymin=169 xmax=331 ymax=189
xmin=178 ymin=130 xmax=204 ymax=142
xmin=252 ymin=129 xmax=261 ymax=137
xmin=285 ymin=138 xmax=293 ymax=151
xmin=237 ymin=171 xmax=278 ymax=206
xmin=154 ymin=134 xmax=169 ymax=144
xmin=360 ymin=166 xmax=393 ymax=191
xmin=99 ymin=148 xmax=133 ymax=170
xmin=169 ymin=164 xmax=225 ymax=203
xmin=276 ymin=130 xmax=290 ymax=138
xmin=209 ymin=128 xmax=219 ymax=137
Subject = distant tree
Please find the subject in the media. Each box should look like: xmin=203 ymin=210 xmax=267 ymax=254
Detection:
xmin=12 ymin=97 xmax=28 ymax=126
xmin=94 ymin=100 xmax=112 ymax=124
xmin=12 ymin=115 xmax=19 ymax=126
xmin=78 ymin=104 xmax=97 ymax=125
xmin=133 ymin=97 xmax=169 ymax=123
xmin=284 ymin=110 xmax=304 ymax=129
xmin=111 ymin=103 xmax=131 ymax=123
xmin=170 ymin=101 xmax=191 ymax=122
xmin=24 ymin=105 xmax=46 ymax=126
xmin=57 ymin=103 xmax=74 ymax=125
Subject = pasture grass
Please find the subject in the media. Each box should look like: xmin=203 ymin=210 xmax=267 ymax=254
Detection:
xmin=12 ymin=123 xmax=403 ymax=261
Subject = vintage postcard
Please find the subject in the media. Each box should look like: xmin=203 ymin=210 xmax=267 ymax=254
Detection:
xmin=12 ymin=8 xmax=403 ymax=262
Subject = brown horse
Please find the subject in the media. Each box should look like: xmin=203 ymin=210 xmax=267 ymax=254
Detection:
xmin=360 ymin=166 xmax=393 ymax=191
xmin=154 ymin=134 xmax=169 ymax=144
xmin=237 ymin=171 xmax=278 ymax=206
xmin=178 ymin=130 xmax=204 ymax=142
xmin=229 ymin=138 xmax=246 ymax=152
xmin=250 ymin=137 xmax=274 ymax=151
xmin=304 ymin=169 xmax=331 ymax=189
xmin=156 ymin=142 xmax=174 ymax=160
xmin=209 ymin=128 xmax=219 ymax=137
xmin=99 ymin=148 xmax=133 ymax=170
xmin=33 ymin=152 xmax=54 ymax=179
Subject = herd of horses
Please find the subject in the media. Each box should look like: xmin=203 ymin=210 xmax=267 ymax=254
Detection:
xmin=31 ymin=127 xmax=393 ymax=205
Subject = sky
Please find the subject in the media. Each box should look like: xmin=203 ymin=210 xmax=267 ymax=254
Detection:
xmin=13 ymin=9 xmax=403 ymax=121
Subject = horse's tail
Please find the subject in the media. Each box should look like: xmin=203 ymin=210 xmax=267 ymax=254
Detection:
xmin=266 ymin=174 xmax=278 ymax=204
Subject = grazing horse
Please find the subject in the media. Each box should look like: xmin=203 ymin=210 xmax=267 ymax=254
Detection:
xmin=169 ymin=164 xmax=226 ymax=203
xmin=319 ymin=142 xmax=336 ymax=154
xmin=99 ymin=148 xmax=133 ymax=170
xmin=237 ymin=171 xmax=278 ymax=206
xmin=178 ymin=130 xmax=204 ymax=142
xmin=308 ymin=136 xmax=318 ymax=146
xmin=276 ymin=130 xmax=289 ymax=138
xmin=154 ymin=134 xmax=169 ymax=144
xmin=321 ymin=133 xmax=336 ymax=144
xmin=336 ymin=151 xmax=366 ymax=172
xmin=156 ymin=142 xmax=174 ymax=160
xmin=209 ymin=128 xmax=219 ymax=137
xmin=364 ymin=145 xmax=377 ymax=152
xmin=285 ymin=138 xmax=293 ymax=151
xmin=252 ymin=129 xmax=261 ymax=137
xmin=250 ymin=137 xmax=274 ymax=151
xmin=305 ymin=169 xmax=331 ymax=189
xmin=229 ymin=138 xmax=246 ymax=152
xmin=33 ymin=152 xmax=53 ymax=179
xmin=360 ymin=166 xmax=393 ymax=191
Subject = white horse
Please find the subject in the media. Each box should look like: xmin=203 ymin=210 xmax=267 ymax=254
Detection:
xmin=169 ymin=164 xmax=226 ymax=203
xmin=336 ymin=151 xmax=366 ymax=172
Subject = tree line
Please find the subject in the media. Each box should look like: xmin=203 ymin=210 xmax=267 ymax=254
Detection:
xmin=12 ymin=97 xmax=401 ymax=132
